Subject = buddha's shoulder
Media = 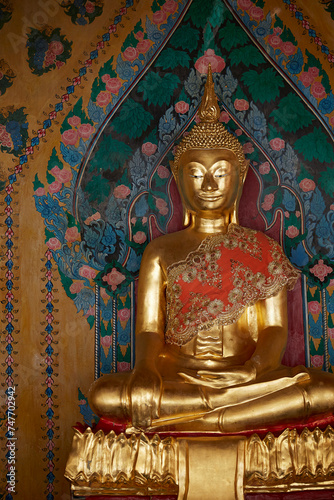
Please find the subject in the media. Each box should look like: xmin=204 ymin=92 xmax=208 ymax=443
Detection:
xmin=142 ymin=229 xmax=191 ymax=265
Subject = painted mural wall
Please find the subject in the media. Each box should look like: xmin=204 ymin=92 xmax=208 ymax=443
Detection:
xmin=0 ymin=0 xmax=333 ymax=498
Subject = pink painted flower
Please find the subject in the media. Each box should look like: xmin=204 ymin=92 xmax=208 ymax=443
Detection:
xmin=310 ymin=259 xmax=333 ymax=282
xmin=299 ymin=178 xmax=316 ymax=192
xmin=285 ymin=225 xmax=299 ymax=238
xmin=331 ymin=204 xmax=334 ymax=211
xmin=79 ymin=265 xmax=98 ymax=280
xmin=299 ymin=71 xmax=314 ymax=88
xmin=70 ymin=281 xmax=84 ymax=294
xmin=96 ymin=91 xmax=111 ymax=107
xmin=78 ymin=123 xmax=95 ymax=139
xmin=49 ymin=180 xmax=62 ymax=194
xmin=117 ymin=361 xmax=131 ymax=372
xmin=281 ymin=41 xmax=296 ymax=56
xmin=162 ymin=0 xmax=178 ymax=13
xmin=308 ymin=66 xmax=320 ymax=78
xmin=101 ymin=73 xmax=110 ymax=83
xmin=85 ymin=212 xmax=101 ymax=224
xmin=56 ymin=60 xmax=64 ymax=69
xmin=329 ymin=328 xmax=334 ymax=340
xmin=175 ymin=100 xmax=189 ymax=114
xmin=47 ymin=237 xmax=62 ymax=250
xmin=68 ymin=115 xmax=81 ymax=127
xmin=61 ymin=128 xmax=79 ymax=146
xmin=308 ymin=300 xmax=321 ymax=315
xmin=65 ymin=226 xmax=80 ymax=242
xmin=311 ymin=355 xmax=324 ymax=368
xmin=50 ymin=166 xmax=61 ymax=177
xmin=259 ymin=161 xmax=270 ymax=175
xmin=56 ymin=169 xmax=72 ymax=184
xmin=34 ymin=187 xmax=45 ymax=196
xmin=123 ymin=46 xmax=139 ymax=61
xmin=267 ymin=35 xmax=282 ymax=49
xmin=85 ymin=1 xmax=95 ymax=13
xmin=284 ymin=211 xmax=290 ymax=218
xmin=249 ymin=5 xmax=264 ymax=20
xmin=219 ymin=111 xmax=230 ymax=123
xmin=49 ymin=40 xmax=64 ymax=55
xmin=114 ymin=184 xmax=131 ymax=199
xmin=133 ymin=231 xmax=147 ymax=244
xmin=311 ymin=81 xmax=326 ymax=99
xmin=100 ymin=287 xmax=110 ymax=300
xmin=296 ymin=211 xmax=301 ymax=218
xmin=118 ymin=308 xmax=131 ymax=321
xmin=195 ymin=49 xmax=226 ymax=74
xmin=261 ymin=193 xmax=274 ymax=211
xmin=329 ymin=116 xmax=334 ymax=128
xmin=137 ymin=39 xmax=151 ymax=53
xmin=101 ymin=336 xmax=112 ymax=348
xmin=142 ymin=217 xmax=147 ymax=224
xmin=273 ymin=27 xmax=282 ymax=35
xmin=234 ymin=98 xmax=249 ymax=111
xmin=243 ymin=142 xmax=254 ymax=154
xmin=156 ymin=197 xmax=168 ymax=215
xmin=142 ymin=142 xmax=157 ymax=156
xmin=131 ymin=217 xmax=137 ymax=225
xmin=152 ymin=9 xmax=167 ymax=24
xmin=269 ymin=137 xmax=285 ymax=151
xmin=157 ymin=164 xmax=170 ymax=178
xmin=106 ymin=77 xmax=122 ymax=94
xmin=102 ymin=267 xmax=126 ymax=290
xmin=235 ymin=129 xmax=242 ymax=136
xmin=237 ymin=0 xmax=253 ymax=9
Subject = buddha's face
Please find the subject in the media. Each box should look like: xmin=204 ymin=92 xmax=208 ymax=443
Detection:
xmin=178 ymin=148 xmax=241 ymax=218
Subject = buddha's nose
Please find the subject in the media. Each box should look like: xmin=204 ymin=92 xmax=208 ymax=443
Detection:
xmin=201 ymin=173 xmax=218 ymax=192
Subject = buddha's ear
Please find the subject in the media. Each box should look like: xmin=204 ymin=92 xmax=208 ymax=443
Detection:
xmin=241 ymin=159 xmax=250 ymax=184
xmin=183 ymin=208 xmax=191 ymax=227
xmin=230 ymin=160 xmax=249 ymax=225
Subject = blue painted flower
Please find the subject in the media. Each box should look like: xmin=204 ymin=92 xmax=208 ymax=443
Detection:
xmin=77 ymin=15 xmax=87 ymax=25
xmin=116 ymin=54 xmax=134 ymax=81
xmin=118 ymin=329 xmax=130 ymax=346
xmin=83 ymin=224 xmax=103 ymax=248
xmin=126 ymin=249 xmax=142 ymax=273
xmin=316 ymin=216 xmax=330 ymax=239
xmin=74 ymin=287 xmax=95 ymax=313
xmin=246 ymin=105 xmax=266 ymax=131
xmin=309 ymin=316 xmax=323 ymax=339
xmin=310 ymin=188 xmax=326 ymax=218
xmin=101 ymin=224 xmax=117 ymax=253
xmin=319 ymin=93 xmax=334 ymax=115
xmin=34 ymin=36 xmax=48 ymax=52
xmin=184 ymin=69 xmax=201 ymax=97
xmin=286 ymin=48 xmax=303 ymax=75
xmin=328 ymin=292 xmax=334 ymax=314
xmin=6 ymin=121 xmax=20 ymax=133
xmin=134 ymin=196 xmax=149 ymax=217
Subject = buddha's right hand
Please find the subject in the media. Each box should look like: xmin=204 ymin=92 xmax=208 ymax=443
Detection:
xmin=129 ymin=362 xmax=162 ymax=429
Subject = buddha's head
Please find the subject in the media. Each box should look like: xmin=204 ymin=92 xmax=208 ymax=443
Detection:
xmin=171 ymin=65 xmax=249 ymax=225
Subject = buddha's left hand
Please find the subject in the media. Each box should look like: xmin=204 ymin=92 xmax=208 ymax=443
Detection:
xmin=179 ymin=362 xmax=256 ymax=389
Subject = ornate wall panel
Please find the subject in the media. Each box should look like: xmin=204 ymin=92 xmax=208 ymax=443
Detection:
xmin=0 ymin=0 xmax=333 ymax=498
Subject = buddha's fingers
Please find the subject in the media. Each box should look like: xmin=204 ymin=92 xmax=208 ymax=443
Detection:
xmin=178 ymin=372 xmax=228 ymax=389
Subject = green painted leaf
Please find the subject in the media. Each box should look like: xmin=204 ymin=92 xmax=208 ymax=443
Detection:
xmin=320 ymin=69 xmax=331 ymax=94
xmin=218 ymin=22 xmax=249 ymax=51
xmin=270 ymin=93 xmax=315 ymax=133
xmin=66 ymin=212 xmax=78 ymax=228
xmin=61 ymin=97 xmax=93 ymax=132
xmin=294 ymin=127 xmax=334 ymax=163
xmin=170 ymin=23 xmax=200 ymax=51
xmin=46 ymin=171 xmax=55 ymax=184
xmin=304 ymin=49 xmax=322 ymax=73
xmin=255 ymin=0 xmax=265 ymax=7
xmin=281 ymin=26 xmax=297 ymax=45
xmin=137 ymin=72 xmax=180 ymax=107
xmin=155 ymin=48 xmax=190 ymax=70
xmin=186 ymin=0 xmax=228 ymax=27
xmin=152 ymin=0 xmax=165 ymax=13
xmin=274 ymin=14 xmax=284 ymax=29
xmin=33 ymin=174 xmax=44 ymax=191
xmin=88 ymin=137 xmax=132 ymax=173
xmin=86 ymin=175 xmax=110 ymax=203
xmin=121 ymin=34 xmax=137 ymax=52
xmin=58 ymin=267 xmax=76 ymax=299
xmin=229 ymin=45 xmax=265 ymax=67
xmin=87 ymin=315 xmax=94 ymax=329
xmin=241 ymin=68 xmax=284 ymax=103
xmin=319 ymin=166 xmax=334 ymax=196
xmin=48 ymin=147 xmax=63 ymax=171
xmin=45 ymin=228 xmax=55 ymax=242
xmin=112 ymin=99 xmax=153 ymax=139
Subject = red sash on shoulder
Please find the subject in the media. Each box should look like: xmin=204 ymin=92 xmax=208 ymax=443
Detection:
xmin=165 ymin=225 xmax=299 ymax=346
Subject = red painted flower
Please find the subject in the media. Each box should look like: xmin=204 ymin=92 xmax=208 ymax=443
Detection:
xmin=79 ymin=265 xmax=98 ymax=279
xmin=70 ymin=281 xmax=84 ymax=294
xmin=237 ymin=0 xmax=253 ymax=9
xmin=152 ymin=9 xmax=167 ymax=24
xmin=249 ymin=5 xmax=264 ymax=20
xmin=195 ymin=49 xmax=226 ymax=74
xmin=137 ymin=39 xmax=151 ymax=53
xmin=156 ymin=197 xmax=168 ymax=215
xmin=133 ymin=231 xmax=147 ymax=244
xmin=49 ymin=180 xmax=62 ymax=194
xmin=85 ymin=1 xmax=95 ymax=13
xmin=102 ymin=268 xmax=126 ymax=290
xmin=243 ymin=142 xmax=254 ymax=154
xmin=123 ymin=46 xmax=139 ymax=61
xmin=311 ymin=355 xmax=324 ymax=368
xmin=49 ymin=40 xmax=64 ymax=55
xmin=68 ymin=115 xmax=81 ymax=127
xmin=162 ymin=0 xmax=178 ymax=13
xmin=219 ymin=111 xmax=230 ymax=123
xmin=62 ymin=128 xmax=79 ymax=146
xmin=78 ymin=123 xmax=95 ymax=139
xmin=96 ymin=91 xmax=111 ymax=107
xmin=310 ymin=259 xmax=333 ymax=282
xmin=281 ymin=41 xmax=296 ymax=56
xmin=34 ymin=187 xmax=45 ymax=196
xmin=311 ymin=81 xmax=326 ymax=99
xmin=56 ymin=169 xmax=72 ymax=184
xmin=269 ymin=137 xmax=285 ymax=151
xmin=299 ymin=178 xmax=315 ymax=192
xmin=47 ymin=237 xmax=62 ymax=250
xmin=285 ymin=225 xmax=299 ymax=238
xmin=267 ymin=35 xmax=282 ymax=49
xmin=175 ymin=100 xmax=189 ymax=114
xmin=142 ymin=142 xmax=157 ymax=156
xmin=157 ymin=165 xmax=170 ymax=178
xmin=65 ymin=226 xmax=80 ymax=242
xmin=299 ymin=71 xmax=314 ymax=88
xmin=101 ymin=336 xmax=112 ymax=348
xmin=308 ymin=301 xmax=321 ymax=315
xmin=118 ymin=308 xmax=131 ymax=321
xmin=114 ymin=184 xmax=131 ymax=199
xmin=261 ymin=193 xmax=274 ymax=211
xmin=259 ymin=162 xmax=270 ymax=175
xmin=234 ymin=99 xmax=249 ymax=111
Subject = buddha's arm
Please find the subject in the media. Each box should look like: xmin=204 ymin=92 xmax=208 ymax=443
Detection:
xmin=180 ymin=287 xmax=288 ymax=389
xmin=130 ymin=242 xmax=166 ymax=428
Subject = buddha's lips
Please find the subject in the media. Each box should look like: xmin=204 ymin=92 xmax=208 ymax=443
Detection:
xmin=196 ymin=193 xmax=224 ymax=202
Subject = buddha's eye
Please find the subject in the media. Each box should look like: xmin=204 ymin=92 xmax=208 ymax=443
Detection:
xmin=189 ymin=172 xmax=204 ymax=179
xmin=214 ymin=172 xmax=228 ymax=178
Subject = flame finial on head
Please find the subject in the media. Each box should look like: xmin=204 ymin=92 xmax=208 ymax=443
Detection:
xmin=172 ymin=64 xmax=247 ymax=177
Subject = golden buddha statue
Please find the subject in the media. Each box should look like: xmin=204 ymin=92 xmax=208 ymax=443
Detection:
xmin=88 ymin=66 xmax=334 ymax=435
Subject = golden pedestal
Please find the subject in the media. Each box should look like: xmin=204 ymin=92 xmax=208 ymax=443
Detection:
xmin=65 ymin=426 xmax=334 ymax=499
